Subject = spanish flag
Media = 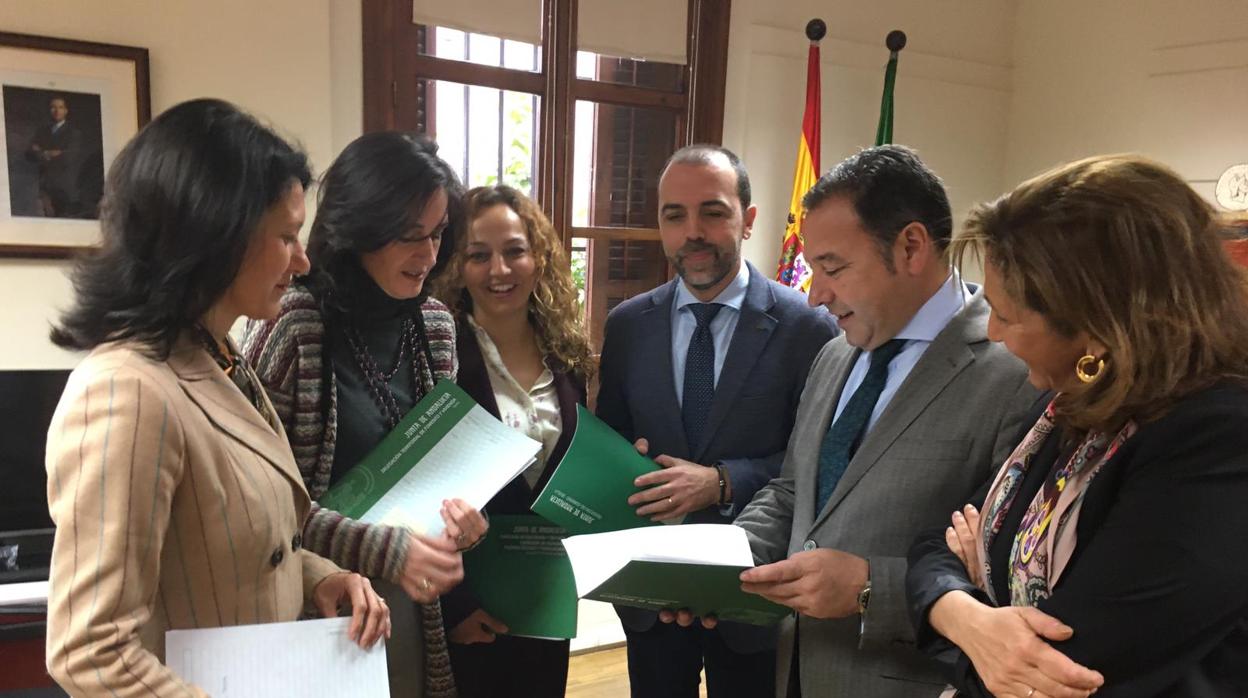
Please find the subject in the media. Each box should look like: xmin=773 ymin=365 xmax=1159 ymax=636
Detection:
xmin=775 ymin=34 xmax=821 ymax=292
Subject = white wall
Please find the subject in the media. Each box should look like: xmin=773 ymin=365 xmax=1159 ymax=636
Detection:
xmin=0 ymin=0 xmax=365 ymax=368
xmin=724 ymin=0 xmax=1248 ymax=277
xmin=1004 ymin=0 xmax=1248 ymax=203
xmin=722 ymin=0 xmax=1018 ymax=275
xmin=5 ymin=1 xmax=1244 ymax=360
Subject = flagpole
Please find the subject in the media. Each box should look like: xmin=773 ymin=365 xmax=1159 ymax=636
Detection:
xmin=875 ymin=30 xmax=906 ymax=146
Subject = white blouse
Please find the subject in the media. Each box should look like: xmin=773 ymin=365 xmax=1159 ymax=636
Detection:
xmin=469 ymin=317 xmax=563 ymax=488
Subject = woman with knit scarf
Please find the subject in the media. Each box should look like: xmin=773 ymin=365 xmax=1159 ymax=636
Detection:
xmin=243 ymin=132 xmax=488 ymax=698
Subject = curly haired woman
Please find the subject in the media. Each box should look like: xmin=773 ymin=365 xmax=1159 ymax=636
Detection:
xmin=434 ymin=184 xmax=594 ymax=697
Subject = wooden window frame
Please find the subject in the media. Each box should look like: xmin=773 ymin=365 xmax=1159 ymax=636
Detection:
xmin=361 ymin=0 xmax=731 ymax=246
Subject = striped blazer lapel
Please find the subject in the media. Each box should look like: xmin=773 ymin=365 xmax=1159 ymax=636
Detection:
xmin=167 ymin=335 xmax=306 ymax=493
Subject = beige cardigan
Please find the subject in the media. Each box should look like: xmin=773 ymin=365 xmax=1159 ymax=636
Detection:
xmin=44 ymin=335 xmax=341 ymax=697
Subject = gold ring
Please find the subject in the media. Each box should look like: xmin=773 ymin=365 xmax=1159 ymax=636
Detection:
xmin=420 ymin=578 xmax=432 ymax=591
xmin=456 ymin=533 xmax=467 ymax=545
xmin=1025 ymin=688 xmax=1035 ymax=698
xmin=667 ymin=497 xmax=673 ymax=505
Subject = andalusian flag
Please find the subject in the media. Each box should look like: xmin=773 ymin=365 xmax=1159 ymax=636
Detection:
xmin=875 ymin=31 xmax=906 ymax=146
xmin=775 ymin=22 xmax=823 ymax=292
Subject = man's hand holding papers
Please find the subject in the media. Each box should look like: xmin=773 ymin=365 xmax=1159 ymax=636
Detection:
xmin=739 ymin=548 xmax=869 ymax=619
xmin=627 ymin=437 xmax=724 ymax=521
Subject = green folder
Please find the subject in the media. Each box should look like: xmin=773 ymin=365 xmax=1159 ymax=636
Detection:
xmin=530 ymin=405 xmax=661 ymax=534
xmin=318 ymin=380 xmax=539 ymax=535
xmin=587 ymin=561 xmax=788 ymax=626
xmin=463 ymin=515 xmax=578 ymax=639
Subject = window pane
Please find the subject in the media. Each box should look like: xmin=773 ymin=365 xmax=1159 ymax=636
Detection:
xmin=468 ymin=32 xmax=502 ymax=66
xmin=571 ymin=100 xmax=677 ymax=229
xmin=420 ymin=78 xmax=539 ymax=196
xmin=417 ymin=25 xmax=541 ymax=72
xmin=578 ymin=236 xmax=668 ymax=354
xmin=571 ymin=235 xmax=590 ymax=313
xmin=576 ymin=51 xmax=685 ymax=92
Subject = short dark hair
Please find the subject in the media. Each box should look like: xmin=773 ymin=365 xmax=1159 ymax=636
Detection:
xmin=50 ymin=98 xmax=311 ymax=358
xmin=304 ymin=131 xmax=464 ymax=311
xmin=662 ymin=144 xmax=752 ymax=210
xmin=802 ymin=145 xmax=952 ymax=269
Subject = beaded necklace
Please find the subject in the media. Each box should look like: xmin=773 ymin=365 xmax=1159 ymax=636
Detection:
xmin=343 ymin=310 xmax=437 ymax=431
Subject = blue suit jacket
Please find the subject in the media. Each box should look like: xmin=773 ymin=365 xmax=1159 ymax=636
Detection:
xmin=596 ymin=261 xmax=838 ymax=652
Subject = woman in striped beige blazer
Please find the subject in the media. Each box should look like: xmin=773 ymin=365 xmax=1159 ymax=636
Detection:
xmin=44 ymin=99 xmax=391 ymax=697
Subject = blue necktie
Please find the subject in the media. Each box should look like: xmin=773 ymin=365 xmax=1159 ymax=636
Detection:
xmin=682 ymin=303 xmax=725 ymax=452
xmin=815 ymin=338 xmax=908 ymax=513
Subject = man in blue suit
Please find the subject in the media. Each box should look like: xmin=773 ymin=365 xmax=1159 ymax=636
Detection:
xmin=596 ymin=145 xmax=838 ymax=698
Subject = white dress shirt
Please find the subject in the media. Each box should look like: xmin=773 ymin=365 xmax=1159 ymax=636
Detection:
xmin=469 ymin=316 xmax=563 ymax=487
xmin=832 ymin=270 xmax=973 ymax=434
xmin=670 ymin=262 xmax=750 ymax=405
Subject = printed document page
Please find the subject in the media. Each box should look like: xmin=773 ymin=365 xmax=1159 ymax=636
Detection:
xmin=360 ymin=404 xmax=538 ymax=535
xmin=166 ymin=617 xmax=388 ymax=697
xmin=319 ymin=381 xmax=541 ymax=538
xmin=561 ymin=524 xmax=754 ymax=597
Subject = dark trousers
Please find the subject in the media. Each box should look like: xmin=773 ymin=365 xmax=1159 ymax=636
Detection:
xmin=785 ymin=627 xmax=801 ymax=698
xmin=624 ymin=621 xmax=776 ymax=698
xmin=448 ymin=635 xmax=569 ymax=697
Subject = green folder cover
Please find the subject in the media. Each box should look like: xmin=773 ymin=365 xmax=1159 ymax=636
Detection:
xmin=586 ymin=561 xmax=788 ymax=626
xmin=318 ymin=380 xmax=539 ymax=535
xmin=463 ymin=515 xmax=578 ymax=640
xmin=530 ymin=405 xmax=661 ymax=534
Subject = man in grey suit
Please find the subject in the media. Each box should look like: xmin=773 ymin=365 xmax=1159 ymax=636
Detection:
xmin=596 ymin=145 xmax=838 ymax=697
xmin=733 ymin=145 xmax=1038 ymax=697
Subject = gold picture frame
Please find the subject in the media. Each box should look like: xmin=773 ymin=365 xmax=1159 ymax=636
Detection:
xmin=0 ymin=31 xmax=150 ymax=259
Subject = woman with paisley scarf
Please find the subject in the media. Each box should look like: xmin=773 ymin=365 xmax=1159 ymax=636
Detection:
xmin=905 ymin=155 xmax=1248 ymax=698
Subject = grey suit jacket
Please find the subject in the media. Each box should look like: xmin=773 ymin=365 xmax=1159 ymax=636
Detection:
xmin=735 ymin=289 xmax=1038 ymax=697
xmin=597 ymin=261 xmax=838 ymax=653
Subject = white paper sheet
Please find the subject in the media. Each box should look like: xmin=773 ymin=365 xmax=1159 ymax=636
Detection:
xmin=561 ymin=524 xmax=756 ymax=597
xmin=0 ymin=580 xmax=48 ymax=606
xmin=360 ymin=404 xmax=539 ymax=536
xmin=166 ymin=617 xmax=388 ymax=697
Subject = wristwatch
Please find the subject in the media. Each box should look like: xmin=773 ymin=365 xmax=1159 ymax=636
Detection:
xmin=856 ymin=566 xmax=873 ymax=645
xmin=856 ymin=577 xmax=871 ymax=615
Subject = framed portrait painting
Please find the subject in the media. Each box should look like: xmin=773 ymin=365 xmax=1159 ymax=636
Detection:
xmin=0 ymin=32 xmax=150 ymax=258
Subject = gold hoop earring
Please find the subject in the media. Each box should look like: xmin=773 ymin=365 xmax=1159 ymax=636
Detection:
xmin=1075 ymin=354 xmax=1104 ymax=384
